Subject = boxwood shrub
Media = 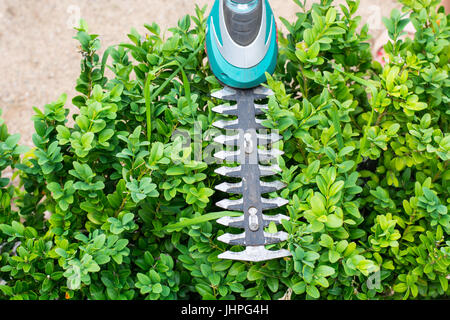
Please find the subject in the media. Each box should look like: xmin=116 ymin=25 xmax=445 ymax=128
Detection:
xmin=0 ymin=0 xmax=448 ymax=300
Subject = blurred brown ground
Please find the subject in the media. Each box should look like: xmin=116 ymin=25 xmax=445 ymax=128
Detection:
xmin=0 ymin=0 xmax=447 ymax=147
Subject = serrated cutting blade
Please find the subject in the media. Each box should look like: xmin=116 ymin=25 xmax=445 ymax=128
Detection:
xmin=211 ymin=86 xmax=291 ymax=262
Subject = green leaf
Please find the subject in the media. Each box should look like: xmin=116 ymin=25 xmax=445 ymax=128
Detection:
xmin=162 ymin=212 xmax=241 ymax=232
xmin=325 ymin=214 xmax=343 ymax=229
xmin=325 ymin=27 xmax=345 ymax=36
xmin=329 ymin=181 xmax=344 ymax=196
xmin=315 ymin=265 xmax=335 ymax=277
xmin=267 ymin=277 xmax=279 ymax=293
xmin=304 ymin=251 xmax=320 ymax=261
xmin=306 ymin=285 xmax=320 ymax=299
xmin=0 ymin=285 xmax=13 ymax=296
xmin=99 ymin=129 xmax=114 ymax=144
xmin=292 ymin=281 xmax=306 ymax=294
xmin=439 ymin=276 xmax=448 ymax=292
xmin=152 ymin=283 xmax=163 ymax=294
xmin=166 ymin=166 xmax=185 ymax=176
xmin=311 ymin=194 xmax=326 ymax=215
xmin=325 ymin=7 xmax=337 ymax=24
xmin=247 ymin=266 xmax=264 ymax=281
xmin=93 ymin=234 xmax=106 ymax=249
xmin=81 ymin=132 xmax=94 ymax=148
xmin=95 ymin=254 xmax=110 ymax=265
xmin=329 ymin=250 xmax=340 ymax=263
xmin=319 ymin=234 xmax=334 ymax=248
xmin=137 ymin=273 xmax=151 ymax=286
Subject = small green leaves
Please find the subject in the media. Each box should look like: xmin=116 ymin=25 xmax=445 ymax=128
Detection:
xmin=69 ymin=162 xmax=105 ymax=192
xmin=63 ymin=254 xmax=100 ymax=290
xmin=311 ymin=193 xmax=326 ymax=215
xmin=126 ymin=177 xmax=159 ymax=203
xmin=70 ymin=132 xmax=94 ymax=158
xmin=306 ymin=284 xmax=320 ymax=299
xmin=47 ymin=181 xmax=76 ymax=211
xmin=382 ymin=8 xmax=410 ymax=41
xmin=184 ymin=185 xmax=214 ymax=209
xmin=369 ymin=213 xmax=401 ymax=251
xmin=35 ymin=141 xmax=64 ymax=175
xmin=135 ymin=253 xmax=175 ymax=299
xmin=417 ymin=187 xmax=449 ymax=231
xmin=325 ymin=7 xmax=337 ymax=24
xmin=107 ymin=212 xmax=137 ymax=235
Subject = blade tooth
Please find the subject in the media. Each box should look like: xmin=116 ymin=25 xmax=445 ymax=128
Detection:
xmin=214 ymin=150 xmax=240 ymax=162
xmin=217 ymin=232 xmax=246 ymax=245
xmin=214 ymin=134 xmax=239 ymax=146
xmin=254 ymin=104 xmax=268 ymax=115
xmin=215 ymin=182 xmax=243 ymax=194
xmin=255 ymin=118 xmax=267 ymax=129
xmin=260 ymin=181 xmax=286 ymax=194
xmin=211 ymin=87 xmax=238 ymax=101
xmin=212 ymin=119 xmax=239 ymax=130
xmin=212 ymin=104 xmax=238 ymax=116
xmin=261 ymin=197 xmax=289 ymax=211
xmin=215 ymin=166 xmax=242 ymax=178
xmin=253 ymin=86 xmax=275 ymax=99
xmin=218 ymin=246 xmax=291 ymax=262
xmin=216 ymin=215 xmax=245 ymax=228
xmin=258 ymin=149 xmax=284 ymax=162
xmin=264 ymin=231 xmax=289 ymax=244
xmin=257 ymin=133 xmax=283 ymax=145
xmin=262 ymin=214 xmax=291 ymax=226
xmin=259 ymin=164 xmax=282 ymax=177
xmin=216 ymin=198 xmax=244 ymax=211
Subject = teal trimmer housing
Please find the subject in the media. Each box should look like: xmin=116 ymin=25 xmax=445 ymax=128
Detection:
xmin=206 ymin=0 xmax=278 ymax=89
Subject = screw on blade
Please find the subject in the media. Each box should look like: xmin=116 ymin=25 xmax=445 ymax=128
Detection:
xmin=217 ymin=213 xmax=290 ymax=229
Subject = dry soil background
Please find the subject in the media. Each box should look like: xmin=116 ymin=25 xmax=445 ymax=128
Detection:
xmin=0 ymin=0 xmax=404 ymax=146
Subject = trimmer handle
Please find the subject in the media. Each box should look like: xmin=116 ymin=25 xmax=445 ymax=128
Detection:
xmin=223 ymin=0 xmax=263 ymax=46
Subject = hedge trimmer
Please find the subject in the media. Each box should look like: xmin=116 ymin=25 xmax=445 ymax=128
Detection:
xmin=206 ymin=0 xmax=291 ymax=262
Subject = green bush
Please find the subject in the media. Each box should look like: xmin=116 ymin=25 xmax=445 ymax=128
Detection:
xmin=0 ymin=0 xmax=448 ymax=300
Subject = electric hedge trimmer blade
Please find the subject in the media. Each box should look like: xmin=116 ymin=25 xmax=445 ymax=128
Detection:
xmin=206 ymin=0 xmax=291 ymax=262
xmin=211 ymin=87 xmax=291 ymax=262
